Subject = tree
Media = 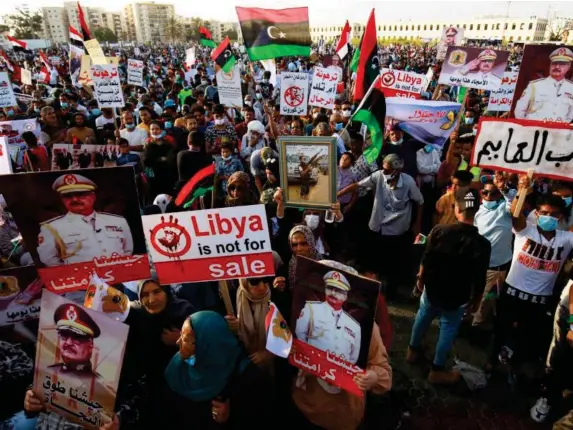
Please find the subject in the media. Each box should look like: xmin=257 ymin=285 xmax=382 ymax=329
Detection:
xmin=7 ymin=8 xmax=43 ymax=39
xmin=0 ymin=25 xmax=9 ymax=34
xmin=164 ymin=17 xmax=183 ymax=43
xmin=93 ymin=27 xmax=118 ymax=43
xmin=548 ymin=21 xmax=568 ymax=41
xmin=222 ymin=29 xmax=238 ymax=41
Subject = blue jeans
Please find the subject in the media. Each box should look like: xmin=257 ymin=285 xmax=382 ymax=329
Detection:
xmin=409 ymin=291 xmax=466 ymax=368
xmin=2 ymin=410 xmax=37 ymax=430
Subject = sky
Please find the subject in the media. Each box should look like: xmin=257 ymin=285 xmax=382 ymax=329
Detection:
xmin=9 ymin=0 xmax=573 ymax=24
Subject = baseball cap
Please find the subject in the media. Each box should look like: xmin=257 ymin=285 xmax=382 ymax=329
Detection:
xmin=455 ymin=187 xmax=479 ymax=212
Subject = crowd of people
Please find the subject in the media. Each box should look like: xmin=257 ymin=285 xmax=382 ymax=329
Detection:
xmin=0 ymin=35 xmax=572 ymax=430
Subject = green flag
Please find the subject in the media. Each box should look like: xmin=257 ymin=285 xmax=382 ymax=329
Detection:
xmin=352 ymin=85 xmax=386 ymax=163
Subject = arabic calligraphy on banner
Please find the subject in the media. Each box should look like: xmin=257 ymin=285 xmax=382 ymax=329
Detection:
xmin=487 ymin=72 xmax=518 ymax=112
xmin=472 ymin=118 xmax=573 ymax=180
xmin=142 ymin=205 xmax=275 ymax=284
xmin=90 ymin=65 xmax=125 ymax=108
xmin=309 ymin=67 xmax=338 ymax=110
xmin=0 ymin=266 xmax=43 ymax=327
xmin=379 ymin=68 xmax=426 ymax=99
xmin=0 ymin=72 xmax=17 ymax=109
xmin=280 ymin=72 xmax=309 ymax=116
xmin=78 ymin=56 xmax=119 ymax=86
xmin=127 ymin=59 xmax=144 ymax=87
xmin=216 ymin=65 xmax=243 ymax=108
xmin=34 ymin=290 xmax=128 ymax=430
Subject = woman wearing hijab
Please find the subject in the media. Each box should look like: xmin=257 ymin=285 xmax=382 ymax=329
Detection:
xmin=163 ymin=311 xmax=273 ymax=429
xmin=226 ymin=277 xmax=273 ymax=374
xmin=287 ymin=225 xmax=322 ymax=289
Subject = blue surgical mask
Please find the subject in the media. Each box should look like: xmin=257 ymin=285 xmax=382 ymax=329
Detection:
xmin=60 ymin=102 xmax=69 ymax=109
xmin=6 ymin=109 xmax=14 ymax=117
xmin=335 ymin=122 xmax=344 ymax=131
xmin=464 ymin=117 xmax=474 ymax=125
xmin=482 ymin=200 xmax=501 ymax=210
xmin=221 ymin=155 xmax=232 ymax=161
xmin=90 ymin=108 xmax=101 ymax=116
xmin=185 ymin=355 xmax=196 ymax=366
xmin=126 ymin=123 xmax=135 ymax=130
xmin=424 ymin=144 xmax=434 ymax=153
xmin=151 ymin=131 xmax=166 ymax=139
xmin=34 ymin=108 xmax=40 ymax=114
xmin=564 ymin=197 xmax=572 ymax=208
xmin=164 ymin=121 xmax=173 ymax=129
xmin=537 ymin=215 xmax=559 ymax=232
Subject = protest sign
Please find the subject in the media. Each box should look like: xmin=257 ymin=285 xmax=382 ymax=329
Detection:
xmin=84 ymin=39 xmax=107 ymax=65
xmin=78 ymin=56 xmax=119 ymax=86
xmin=0 ymin=72 xmax=17 ymax=108
xmin=511 ymin=45 xmax=573 ymax=123
xmin=51 ymin=144 xmax=120 ymax=170
xmin=185 ymin=47 xmax=196 ymax=68
xmin=0 ymin=118 xmax=42 ymax=167
xmin=0 ymin=137 xmax=12 ymax=174
xmin=70 ymin=45 xmax=84 ymax=87
xmin=49 ymin=56 xmax=62 ymax=66
xmin=142 ymin=204 xmax=274 ymax=284
xmin=472 ymin=118 xmax=573 ymax=180
xmin=33 ymin=290 xmax=128 ymax=430
xmin=423 ymin=67 xmax=434 ymax=92
xmin=290 ymin=257 xmax=379 ymax=397
xmin=309 ymin=67 xmax=338 ymax=109
xmin=379 ymin=68 xmax=426 ymax=99
xmin=0 ymin=167 xmax=151 ymax=293
xmin=280 ymin=72 xmax=309 ymax=116
xmin=216 ymin=65 xmax=243 ymax=108
xmin=21 ymin=69 xmax=32 ymax=86
xmin=127 ymin=59 xmax=144 ymax=87
xmin=90 ymin=65 xmax=125 ymax=108
xmin=385 ymin=98 xmax=462 ymax=147
xmin=436 ymin=26 xmax=464 ymax=61
xmin=0 ymin=266 xmax=42 ymax=327
xmin=438 ymin=47 xmax=509 ymax=91
xmin=487 ymin=72 xmax=518 ymax=112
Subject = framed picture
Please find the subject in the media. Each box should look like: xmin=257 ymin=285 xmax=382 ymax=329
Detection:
xmin=277 ymin=136 xmax=337 ymax=209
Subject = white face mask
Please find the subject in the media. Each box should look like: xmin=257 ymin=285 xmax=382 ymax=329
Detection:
xmin=214 ymin=118 xmax=225 ymax=126
xmin=390 ymin=138 xmax=403 ymax=145
xmin=256 ymin=93 xmax=263 ymax=100
xmin=201 ymin=80 xmax=208 ymax=85
xmin=342 ymin=110 xmax=352 ymax=118
xmin=244 ymin=100 xmax=252 ymax=106
xmin=313 ymin=112 xmax=319 ymax=119
xmin=262 ymin=79 xmax=269 ymax=83
xmin=305 ymin=214 xmax=320 ymax=230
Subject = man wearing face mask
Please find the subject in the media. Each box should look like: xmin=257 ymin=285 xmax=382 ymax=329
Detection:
xmin=382 ymin=124 xmax=422 ymax=179
xmin=119 ymin=111 xmax=148 ymax=156
xmin=329 ymin=112 xmax=350 ymax=153
xmin=337 ymin=154 xmax=424 ymax=297
xmin=459 ymin=111 xmax=476 ymax=136
xmin=341 ymin=102 xmax=353 ymax=123
xmin=488 ymin=178 xmax=573 ymax=379
xmin=416 ymin=143 xmax=442 ymax=233
xmin=259 ymin=71 xmax=274 ymax=100
xmin=205 ymin=104 xmax=238 ymax=155
xmin=472 ymin=175 xmax=516 ymax=330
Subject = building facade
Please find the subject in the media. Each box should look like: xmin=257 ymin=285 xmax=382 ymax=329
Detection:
xmin=123 ymin=2 xmax=176 ymax=43
xmin=41 ymin=7 xmax=69 ymax=43
xmin=311 ymin=16 xmax=550 ymax=44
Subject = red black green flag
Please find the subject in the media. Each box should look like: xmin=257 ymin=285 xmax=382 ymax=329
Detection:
xmin=77 ymin=1 xmax=92 ymax=41
xmin=235 ymin=7 xmax=311 ymax=61
xmin=353 ymin=76 xmax=386 ymax=163
xmin=175 ymin=163 xmax=215 ymax=208
xmin=211 ymin=37 xmax=236 ymax=73
xmin=354 ymin=9 xmax=379 ymax=101
xmin=199 ymin=27 xmax=217 ymax=48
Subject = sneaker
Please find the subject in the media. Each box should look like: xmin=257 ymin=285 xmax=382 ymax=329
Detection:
xmin=530 ymin=397 xmax=550 ymax=423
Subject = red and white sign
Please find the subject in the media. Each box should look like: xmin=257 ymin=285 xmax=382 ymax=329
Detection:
xmin=143 ymin=205 xmax=275 ymax=284
xmin=309 ymin=66 xmax=338 ymax=110
xmin=379 ymin=68 xmax=426 ymax=99
xmin=289 ymin=339 xmax=365 ymax=397
xmin=0 ymin=137 xmax=12 ymax=175
xmin=280 ymin=72 xmax=309 ymax=116
xmin=472 ymin=118 xmax=573 ymax=180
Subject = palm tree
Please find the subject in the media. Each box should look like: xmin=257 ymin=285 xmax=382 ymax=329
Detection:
xmin=164 ymin=17 xmax=183 ymax=43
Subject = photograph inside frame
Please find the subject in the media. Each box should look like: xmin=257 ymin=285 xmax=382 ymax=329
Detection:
xmin=278 ymin=136 xmax=337 ymax=209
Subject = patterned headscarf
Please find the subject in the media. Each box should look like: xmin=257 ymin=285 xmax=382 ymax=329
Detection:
xmin=226 ymin=172 xmax=252 ymax=206
xmin=288 ymin=225 xmax=322 ymax=287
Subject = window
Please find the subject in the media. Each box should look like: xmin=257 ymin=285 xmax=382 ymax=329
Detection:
xmin=512 ymin=24 xmax=516 ymax=30
xmin=529 ymin=23 xmax=533 ymax=30
xmin=378 ymin=26 xmax=381 ymax=31
xmin=504 ymin=23 xmax=508 ymax=30
xmin=423 ymin=25 xmax=427 ymax=30
xmin=436 ymin=25 xmax=440 ymax=30
xmin=406 ymin=25 xmax=409 ymax=31
xmin=509 ymin=36 xmax=514 ymax=41
xmin=400 ymin=25 xmax=403 ymax=31
xmin=463 ymin=24 xmax=466 ymax=29
xmin=383 ymin=25 xmax=386 ymax=31
xmin=417 ymin=25 xmax=420 ymax=30
xmin=484 ymin=24 xmax=488 ymax=30
xmin=526 ymin=36 xmax=530 ymax=41
xmin=477 ymin=24 xmax=481 ymax=30
xmin=470 ymin=24 xmax=473 ymax=30
xmin=430 ymin=25 xmax=433 ymax=30
xmin=520 ymin=23 xmax=524 ymax=30
xmin=518 ymin=36 xmax=522 ymax=41
xmin=394 ymin=25 xmax=397 ymax=31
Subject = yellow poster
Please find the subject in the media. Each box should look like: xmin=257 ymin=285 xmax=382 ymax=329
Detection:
xmin=84 ymin=39 xmax=107 ymax=65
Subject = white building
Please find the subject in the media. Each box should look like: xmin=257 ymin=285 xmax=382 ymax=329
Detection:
xmin=102 ymin=12 xmax=124 ymax=38
xmin=123 ymin=2 xmax=176 ymax=43
xmin=41 ymin=7 xmax=69 ymax=43
xmin=311 ymin=16 xmax=551 ymax=44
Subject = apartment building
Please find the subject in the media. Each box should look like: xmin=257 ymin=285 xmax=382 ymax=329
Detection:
xmin=102 ymin=12 xmax=124 ymax=37
xmin=311 ymin=16 xmax=551 ymax=44
xmin=41 ymin=7 xmax=69 ymax=43
xmin=123 ymin=2 xmax=175 ymax=43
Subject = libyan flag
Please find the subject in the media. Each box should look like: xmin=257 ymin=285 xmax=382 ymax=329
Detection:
xmin=211 ymin=37 xmax=236 ymax=73
xmin=352 ymin=77 xmax=386 ymax=163
xmin=175 ymin=164 xmax=215 ymax=208
xmin=236 ymin=6 xmax=311 ymax=61
xmin=353 ymin=9 xmax=379 ymax=101
xmin=199 ymin=26 xmax=217 ymax=48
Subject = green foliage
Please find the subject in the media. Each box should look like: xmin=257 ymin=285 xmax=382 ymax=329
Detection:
xmin=93 ymin=27 xmax=118 ymax=43
xmin=221 ymin=29 xmax=238 ymax=41
xmin=165 ymin=17 xmax=183 ymax=43
xmin=7 ymin=8 xmax=43 ymax=39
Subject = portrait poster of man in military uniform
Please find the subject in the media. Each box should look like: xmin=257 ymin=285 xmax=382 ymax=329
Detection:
xmin=33 ymin=290 xmax=129 ymax=430
xmin=0 ymin=167 xmax=151 ymax=291
xmin=51 ymin=143 xmax=121 ymax=171
xmin=438 ymin=46 xmax=509 ymax=91
xmin=511 ymin=45 xmax=573 ymax=123
xmin=290 ymin=257 xmax=380 ymax=394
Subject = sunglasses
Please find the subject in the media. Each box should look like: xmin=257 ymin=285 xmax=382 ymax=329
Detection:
xmin=227 ymin=184 xmax=246 ymax=192
xmin=247 ymin=277 xmax=271 ymax=286
xmin=481 ymin=189 xmax=500 ymax=197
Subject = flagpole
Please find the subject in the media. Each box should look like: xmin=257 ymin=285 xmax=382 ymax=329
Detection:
xmin=343 ymin=74 xmax=380 ymax=135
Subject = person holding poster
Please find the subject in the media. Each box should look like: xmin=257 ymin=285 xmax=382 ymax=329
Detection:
xmin=513 ymin=47 xmax=573 ymax=122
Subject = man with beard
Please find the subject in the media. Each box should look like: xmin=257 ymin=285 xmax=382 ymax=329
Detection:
xmin=37 ymin=174 xmax=133 ymax=266
xmin=65 ymin=112 xmax=95 ymax=144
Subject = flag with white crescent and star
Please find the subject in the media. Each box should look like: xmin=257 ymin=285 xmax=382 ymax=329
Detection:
xmin=211 ymin=37 xmax=236 ymax=73
xmin=235 ymin=6 xmax=311 ymax=61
